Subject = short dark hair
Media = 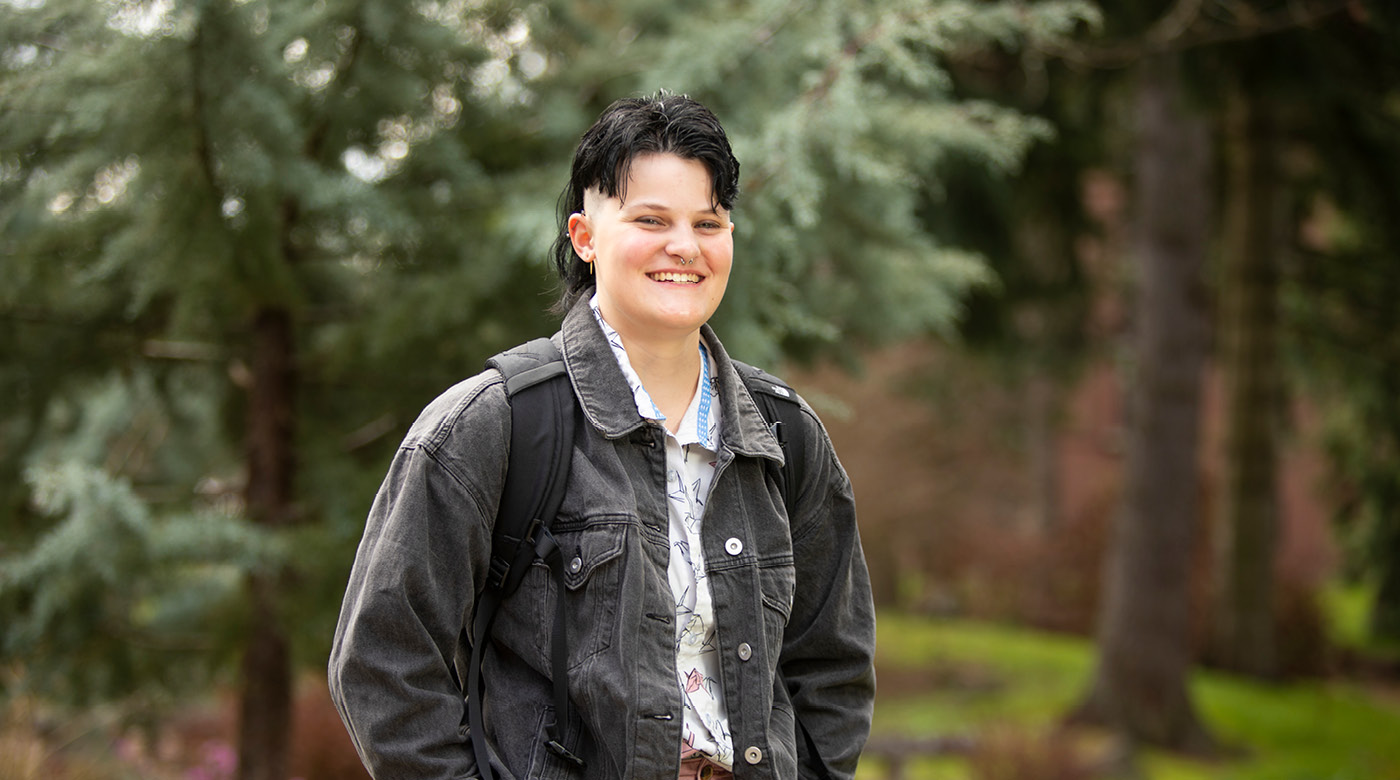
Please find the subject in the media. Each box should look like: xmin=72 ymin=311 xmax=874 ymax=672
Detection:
xmin=550 ymin=92 xmax=741 ymax=312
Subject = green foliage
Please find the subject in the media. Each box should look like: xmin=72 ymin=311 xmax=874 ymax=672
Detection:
xmin=1 ymin=0 xmax=1100 ymax=717
xmin=868 ymin=613 xmax=1400 ymax=780
xmin=1 ymin=0 xmax=554 ymax=703
xmin=1 ymin=461 xmax=280 ymax=706
xmin=874 ymin=614 xmax=1090 ymax=738
xmin=1152 ymin=680 xmax=1400 ymax=780
xmin=519 ymin=0 xmax=1099 ymax=363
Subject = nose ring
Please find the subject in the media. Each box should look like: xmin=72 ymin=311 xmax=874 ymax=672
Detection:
xmin=681 ymin=257 xmax=695 ymax=266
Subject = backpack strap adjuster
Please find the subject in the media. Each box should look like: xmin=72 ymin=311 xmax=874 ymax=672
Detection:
xmin=546 ymin=739 xmax=586 ymax=767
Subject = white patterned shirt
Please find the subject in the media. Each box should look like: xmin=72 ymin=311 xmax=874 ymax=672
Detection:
xmin=589 ymin=298 xmax=733 ymax=768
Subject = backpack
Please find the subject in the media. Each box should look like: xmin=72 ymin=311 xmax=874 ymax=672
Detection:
xmin=467 ymin=337 xmax=809 ymax=780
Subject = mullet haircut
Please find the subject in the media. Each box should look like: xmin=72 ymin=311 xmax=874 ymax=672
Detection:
xmin=550 ymin=92 xmax=740 ymax=312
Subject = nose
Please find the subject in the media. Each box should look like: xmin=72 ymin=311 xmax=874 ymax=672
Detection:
xmin=666 ymin=225 xmax=700 ymax=263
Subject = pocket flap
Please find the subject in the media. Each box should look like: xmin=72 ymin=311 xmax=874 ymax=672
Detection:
xmin=559 ymin=524 xmax=626 ymax=590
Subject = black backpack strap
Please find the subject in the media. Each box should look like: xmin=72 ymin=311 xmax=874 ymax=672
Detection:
xmin=469 ymin=337 xmax=583 ymax=780
xmin=486 ymin=337 xmax=574 ymax=595
xmin=736 ymin=361 xmax=808 ymax=512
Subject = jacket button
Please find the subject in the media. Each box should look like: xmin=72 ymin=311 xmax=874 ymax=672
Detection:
xmin=568 ymin=556 xmax=583 ymax=574
xmin=724 ymin=537 xmax=743 ymax=555
xmin=744 ymin=746 xmax=763 ymax=765
xmin=737 ymin=642 xmax=752 ymax=661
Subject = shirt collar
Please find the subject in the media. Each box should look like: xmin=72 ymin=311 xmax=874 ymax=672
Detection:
xmin=588 ymin=294 xmax=718 ymax=449
xmin=559 ymin=294 xmax=783 ymax=464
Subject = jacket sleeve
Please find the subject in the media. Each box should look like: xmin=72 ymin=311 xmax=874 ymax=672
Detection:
xmin=780 ymin=410 xmax=877 ymax=780
xmin=327 ymin=377 xmax=508 ymax=780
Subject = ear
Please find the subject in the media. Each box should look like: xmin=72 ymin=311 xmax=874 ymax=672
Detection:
xmin=567 ymin=212 xmax=594 ymax=262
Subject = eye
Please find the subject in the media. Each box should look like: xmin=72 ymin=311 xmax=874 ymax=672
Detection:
xmin=636 ymin=216 xmax=664 ymax=226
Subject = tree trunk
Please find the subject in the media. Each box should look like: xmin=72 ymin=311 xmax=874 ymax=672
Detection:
xmin=1211 ymin=78 xmax=1281 ymax=678
xmin=1370 ymin=412 xmax=1400 ymax=641
xmin=237 ymin=306 xmax=296 ymax=780
xmin=1067 ymin=53 xmax=1217 ymax=754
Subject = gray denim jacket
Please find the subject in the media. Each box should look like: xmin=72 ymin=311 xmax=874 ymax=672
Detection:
xmin=328 ymin=298 xmax=876 ymax=780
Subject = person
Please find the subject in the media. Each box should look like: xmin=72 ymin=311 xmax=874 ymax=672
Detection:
xmin=328 ymin=93 xmax=875 ymax=780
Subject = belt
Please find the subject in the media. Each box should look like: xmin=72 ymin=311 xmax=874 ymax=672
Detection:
xmin=678 ymin=755 xmax=732 ymax=780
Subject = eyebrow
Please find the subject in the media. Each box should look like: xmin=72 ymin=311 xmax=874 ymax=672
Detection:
xmin=620 ymin=200 xmax=724 ymax=216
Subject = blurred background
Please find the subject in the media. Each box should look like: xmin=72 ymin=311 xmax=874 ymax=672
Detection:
xmin=3 ymin=0 xmax=1399 ymax=778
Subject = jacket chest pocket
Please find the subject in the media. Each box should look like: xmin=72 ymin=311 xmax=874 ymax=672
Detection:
xmin=492 ymin=520 xmax=627 ymax=674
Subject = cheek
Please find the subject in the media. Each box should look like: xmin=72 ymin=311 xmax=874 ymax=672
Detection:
xmin=610 ymin=234 xmax=663 ymax=267
xmin=712 ymin=248 xmax=734 ymax=279
xmin=709 ymin=251 xmax=734 ymax=299
xmin=706 ymin=236 xmax=734 ymax=268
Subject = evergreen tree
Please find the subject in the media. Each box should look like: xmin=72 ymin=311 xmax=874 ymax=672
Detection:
xmin=1280 ymin=1 xmax=1400 ymax=643
xmin=1049 ymin=0 xmax=1382 ymax=745
xmin=3 ymin=2 xmax=552 ymax=776
xmin=523 ymin=0 xmax=1098 ymax=363
xmin=1065 ymin=47 xmax=1218 ymax=754
xmin=1186 ymin=0 xmax=1379 ymax=680
xmin=1102 ymin=0 xmax=1400 ymax=671
xmin=1209 ymin=51 xmax=1285 ymax=680
xmin=2 ymin=0 xmax=1095 ymax=774
xmin=925 ymin=21 xmax=1114 ymax=549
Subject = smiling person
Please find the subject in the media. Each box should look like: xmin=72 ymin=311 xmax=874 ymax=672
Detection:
xmin=328 ymin=93 xmax=876 ymax=780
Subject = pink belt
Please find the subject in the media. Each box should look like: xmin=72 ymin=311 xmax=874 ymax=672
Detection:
xmin=677 ymin=755 xmax=732 ymax=780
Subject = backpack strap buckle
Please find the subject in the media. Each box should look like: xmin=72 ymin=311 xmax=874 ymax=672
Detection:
xmin=485 ymin=517 xmax=542 ymax=591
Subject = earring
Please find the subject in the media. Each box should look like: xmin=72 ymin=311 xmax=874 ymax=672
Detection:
xmin=588 ymin=260 xmax=594 ymax=276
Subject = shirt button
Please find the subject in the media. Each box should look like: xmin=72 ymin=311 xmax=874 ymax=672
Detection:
xmin=725 ymin=537 xmax=743 ymax=556
xmin=744 ymin=746 xmax=763 ymax=765
xmin=568 ymin=556 xmax=583 ymax=574
xmin=737 ymin=642 xmax=752 ymax=661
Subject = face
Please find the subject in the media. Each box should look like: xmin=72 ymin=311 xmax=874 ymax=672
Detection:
xmin=568 ymin=153 xmax=734 ymax=347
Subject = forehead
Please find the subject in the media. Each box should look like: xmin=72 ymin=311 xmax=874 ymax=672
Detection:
xmin=585 ymin=153 xmax=721 ymax=211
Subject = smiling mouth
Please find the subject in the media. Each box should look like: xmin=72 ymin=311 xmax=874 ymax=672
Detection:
xmin=648 ymin=271 xmax=701 ymax=284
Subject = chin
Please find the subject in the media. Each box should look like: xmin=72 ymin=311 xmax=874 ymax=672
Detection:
xmin=658 ymin=306 xmax=720 ymax=332
xmin=652 ymin=319 xmax=709 ymax=336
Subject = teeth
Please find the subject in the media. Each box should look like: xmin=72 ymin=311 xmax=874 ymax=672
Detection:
xmin=650 ymin=272 xmax=701 ymax=284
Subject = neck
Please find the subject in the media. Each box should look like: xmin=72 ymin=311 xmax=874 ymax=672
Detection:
xmin=618 ymin=329 xmax=704 ymax=433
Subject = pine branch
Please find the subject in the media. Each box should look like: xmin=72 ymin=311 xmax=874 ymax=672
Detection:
xmin=342 ymin=413 xmax=398 ymax=452
xmin=288 ymin=22 xmax=366 ymax=267
xmin=141 ymin=340 xmax=225 ymax=361
xmin=104 ymin=618 xmax=221 ymax=654
xmin=0 ymin=308 xmax=138 ymax=330
xmin=803 ymin=20 xmax=889 ymax=107
xmin=302 ymin=22 xmax=364 ymax=162
xmin=744 ymin=12 xmax=891 ymax=196
xmin=188 ymin=12 xmax=221 ymax=199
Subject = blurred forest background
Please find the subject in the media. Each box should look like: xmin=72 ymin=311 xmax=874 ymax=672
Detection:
xmin=4 ymin=0 xmax=1400 ymax=778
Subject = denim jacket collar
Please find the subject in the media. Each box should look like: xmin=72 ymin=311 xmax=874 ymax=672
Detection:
xmin=558 ymin=295 xmax=785 ymax=465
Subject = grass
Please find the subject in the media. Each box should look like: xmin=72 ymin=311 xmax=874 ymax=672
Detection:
xmin=862 ymin=611 xmax=1400 ymax=780
xmin=1321 ymin=579 xmax=1400 ymax=662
